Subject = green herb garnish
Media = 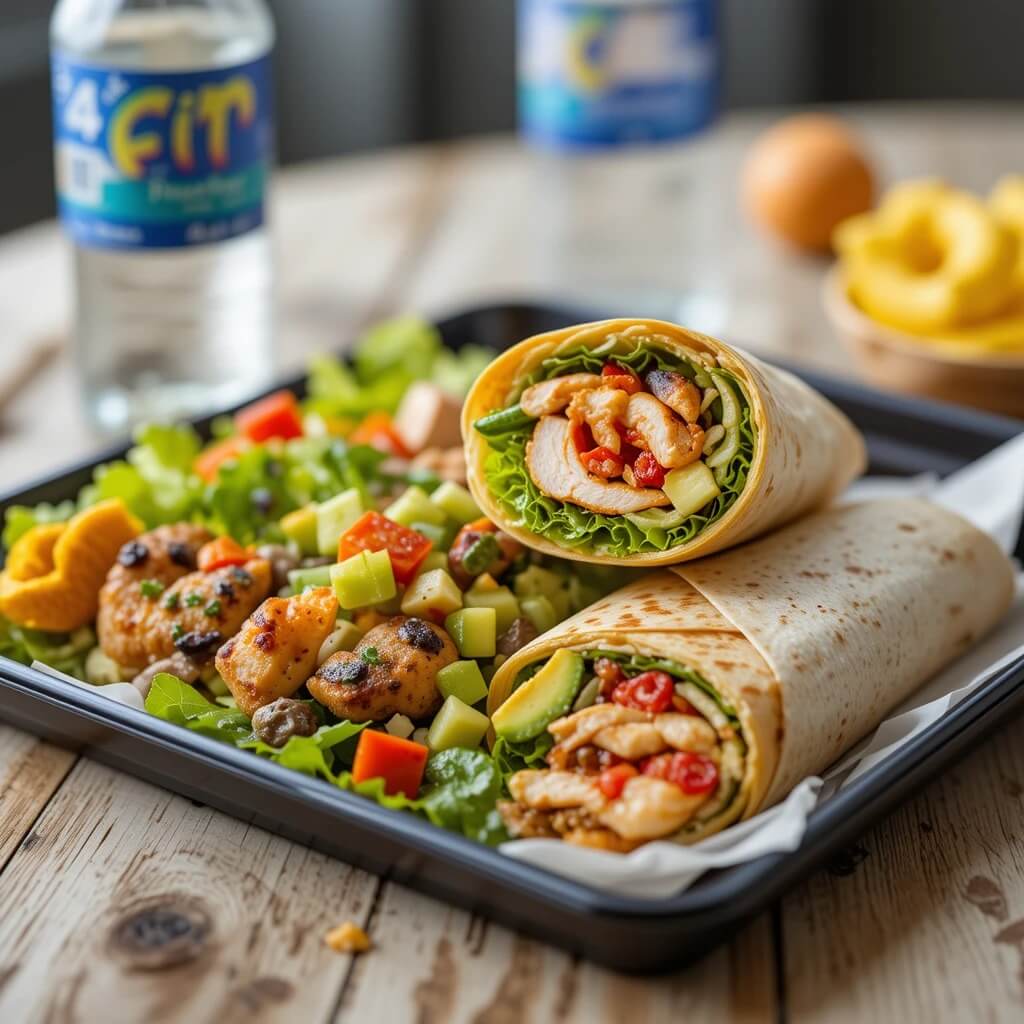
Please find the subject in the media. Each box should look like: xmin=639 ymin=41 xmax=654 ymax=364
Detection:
xmin=163 ymin=592 xmax=180 ymax=611
xmin=184 ymin=592 xmax=203 ymax=608
xmin=140 ymin=579 xmax=166 ymax=599
xmin=203 ymin=600 xmax=222 ymax=618
xmin=361 ymin=647 xmax=381 ymax=665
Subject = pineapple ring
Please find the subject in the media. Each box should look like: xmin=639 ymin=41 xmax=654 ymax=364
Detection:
xmin=835 ymin=180 xmax=1018 ymax=333
xmin=0 ymin=499 xmax=142 ymax=632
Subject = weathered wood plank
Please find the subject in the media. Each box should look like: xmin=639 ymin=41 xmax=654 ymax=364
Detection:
xmin=0 ymin=724 xmax=76 ymax=869
xmin=0 ymin=757 xmax=380 ymax=1024
xmin=337 ymin=881 xmax=777 ymax=1023
xmin=783 ymin=717 xmax=1024 ymax=1023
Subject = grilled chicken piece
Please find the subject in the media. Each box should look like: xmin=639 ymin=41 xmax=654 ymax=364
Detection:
xmin=394 ymin=382 xmax=465 ymax=454
xmin=526 ymin=416 xmax=670 ymax=515
xmin=592 ymin=722 xmax=668 ymax=760
xmin=596 ymin=775 xmax=707 ymax=841
xmin=216 ymin=586 xmax=338 ymax=717
xmin=507 ymin=769 xmax=606 ymax=812
xmin=308 ymin=616 xmax=456 ymax=722
xmin=98 ymin=525 xmax=272 ymax=671
xmin=548 ymin=702 xmax=650 ymax=752
xmin=519 ymin=374 xmax=603 ymax=417
xmin=566 ymin=386 xmax=629 ymax=453
xmin=624 ymin=393 xmax=705 ymax=470
xmin=654 ymin=713 xmax=719 ymax=753
xmin=645 ymin=370 xmax=703 ymax=423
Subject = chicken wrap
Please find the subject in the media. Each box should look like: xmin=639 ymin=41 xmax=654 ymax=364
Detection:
xmin=487 ymin=498 xmax=1013 ymax=851
xmin=463 ymin=318 xmax=866 ymax=565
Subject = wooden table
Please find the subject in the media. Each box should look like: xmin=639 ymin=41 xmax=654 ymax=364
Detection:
xmin=1 ymin=106 xmax=1023 ymax=1022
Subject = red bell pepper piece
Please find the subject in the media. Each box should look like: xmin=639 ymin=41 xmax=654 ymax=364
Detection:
xmin=632 ymin=450 xmax=667 ymax=488
xmin=352 ymin=730 xmax=429 ymax=798
xmin=580 ymin=446 xmax=625 ymax=479
xmin=349 ymin=412 xmax=412 ymax=458
xmin=338 ymin=511 xmax=432 ymax=584
xmin=194 ymin=435 xmax=249 ymax=483
xmin=197 ymin=536 xmax=250 ymax=572
xmin=235 ymin=390 xmax=304 ymax=442
xmin=601 ymin=362 xmax=643 ymax=394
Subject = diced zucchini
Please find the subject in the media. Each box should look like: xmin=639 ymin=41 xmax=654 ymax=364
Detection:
xmin=513 ymin=565 xmax=570 ymax=619
xmin=384 ymin=486 xmax=447 ymax=528
xmin=430 ymin=481 xmax=481 ymax=525
xmin=415 ymin=550 xmax=449 ymax=577
xmin=401 ymin=568 xmax=463 ymax=619
xmin=330 ymin=549 xmax=396 ymax=610
xmin=662 ymin=461 xmax=721 ymax=518
xmin=444 ymin=607 xmax=497 ymax=658
xmin=386 ymin=713 xmax=415 ymax=739
xmin=520 ymin=594 xmax=559 ymax=634
xmin=316 ymin=488 xmax=363 ymax=555
xmin=491 ymin=649 xmax=584 ymax=742
xmin=317 ymin=621 xmax=365 ymax=664
xmin=85 ymin=646 xmax=124 ymax=685
xmin=287 ymin=564 xmax=334 ymax=593
xmin=436 ymin=660 xmax=488 ymax=706
xmin=427 ymin=695 xmax=490 ymax=752
xmin=410 ymin=520 xmax=454 ymax=551
xmin=464 ymin=583 xmax=520 ymax=633
xmin=280 ymin=503 xmax=320 ymax=555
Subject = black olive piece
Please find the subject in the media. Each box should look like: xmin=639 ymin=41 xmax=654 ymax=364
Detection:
xmin=397 ymin=617 xmax=444 ymax=654
xmin=173 ymin=630 xmax=223 ymax=656
xmin=214 ymin=580 xmax=236 ymax=599
xmin=166 ymin=541 xmax=194 ymax=568
xmin=319 ymin=658 xmax=368 ymax=685
xmin=118 ymin=540 xmax=149 ymax=568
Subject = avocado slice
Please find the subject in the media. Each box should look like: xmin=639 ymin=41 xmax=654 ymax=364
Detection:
xmin=491 ymin=649 xmax=585 ymax=743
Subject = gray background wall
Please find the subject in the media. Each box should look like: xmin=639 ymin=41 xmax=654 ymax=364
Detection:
xmin=2 ymin=0 xmax=1022 ymax=234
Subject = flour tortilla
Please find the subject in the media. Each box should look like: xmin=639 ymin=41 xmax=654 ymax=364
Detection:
xmin=488 ymin=499 xmax=1014 ymax=834
xmin=463 ymin=318 xmax=867 ymax=566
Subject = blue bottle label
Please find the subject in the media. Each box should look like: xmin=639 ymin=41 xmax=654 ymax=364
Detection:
xmin=518 ymin=0 xmax=718 ymax=149
xmin=51 ymin=52 xmax=273 ymax=249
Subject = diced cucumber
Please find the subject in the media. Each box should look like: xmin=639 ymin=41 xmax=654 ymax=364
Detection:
xmin=427 ymin=695 xmax=491 ymax=752
xmin=444 ymin=607 xmax=497 ymax=658
xmin=401 ymin=568 xmax=463 ymax=619
xmin=331 ymin=549 xmax=396 ymax=610
xmin=491 ymin=649 xmax=584 ymax=742
xmin=520 ymin=594 xmax=559 ymax=634
xmin=662 ymin=461 xmax=721 ymax=518
xmin=317 ymin=621 xmax=365 ymax=664
xmin=384 ymin=486 xmax=447 ymax=528
xmin=409 ymin=520 xmax=455 ymax=551
xmin=85 ymin=646 xmax=124 ymax=685
xmin=436 ymin=660 xmax=488 ymax=706
xmin=470 ymin=572 xmax=500 ymax=593
xmin=316 ymin=488 xmax=363 ymax=555
xmin=280 ymin=503 xmax=320 ymax=555
xmin=625 ymin=506 xmax=688 ymax=531
xmin=464 ymin=583 xmax=520 ymax=634
xmin=287 ymin=564 xmax=334 ymax=593
xmin=430 ymin=481 xmax=481 ymax=525
xmin=513 ymin=565 xmax=570 ymax=619
xmin=415 ymin=551 xmax=449 ymax=577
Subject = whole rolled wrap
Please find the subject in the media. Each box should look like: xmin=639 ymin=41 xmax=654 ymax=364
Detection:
xmin=488 ymin=499 xmax=1014 ymax=848
xmin=463 ymin=318 xmax=867 ymax=566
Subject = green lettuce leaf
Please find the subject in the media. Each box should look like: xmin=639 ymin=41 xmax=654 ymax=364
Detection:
xmin=480 ymin=341 xmax=756 ymax=557
xmin=1 ymin=501 xmax=76 ymax=551
xmin=144 ymin=673 xmax=252 ymax=743
xmin=0 ymin=617 xmax=94 ymax=677
xmin=417 ymin=747 xmax=508 ymax=845
xmin=239 ymin=718 xmax=368 ymax=777
xmin=492 ymin=732 xmax=554 ymax=788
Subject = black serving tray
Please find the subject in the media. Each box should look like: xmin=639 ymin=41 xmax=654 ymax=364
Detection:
xmin=2 ymin=302 xmax=1022 ymax=974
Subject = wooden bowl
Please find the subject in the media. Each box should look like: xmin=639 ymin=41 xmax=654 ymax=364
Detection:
xmin=823 ymin=267 xmax=1024 ymax=419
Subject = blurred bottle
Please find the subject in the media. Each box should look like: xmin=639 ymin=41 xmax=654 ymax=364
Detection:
xmin=518 ymin=0 xmax=724 ymax=332
xmin=50 ymin=0 xmax=276 ymax=433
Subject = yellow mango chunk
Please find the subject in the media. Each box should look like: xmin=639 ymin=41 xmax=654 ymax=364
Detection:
xmin=5 ymin=522 xmax=67 ymax=582
xmin=0 ymin=499 xmax=142 ymax=632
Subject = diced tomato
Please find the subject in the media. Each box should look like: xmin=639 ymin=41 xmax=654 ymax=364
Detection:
xmin=639 ymin=751 xmax=719 ymax=796
xmin=350 ymin=412 xmax=412 ymax=458
xmin=235 ymin=390 xmax=304 ymax=443
xmin=580 ymin=445 xmax=625 ymax=479
xmin=633 ymin=451 xmax=667 ymax=488
xmin=598 ymin=763 xmax=638 ymax=800
xmin=612 ymin=424 xmax=642 ymax=466
xmin=571 ymin=420 xmax=595 ymax=453
xmin=194 ymin=435 xmax=248 ymax=483
xmin=197 ymin=536 xmax=250 ymax=572
xmin=338 ymin=511 xmax=432 ymax=584
xmin=672 ymin=694 xmax=698 ymax=715
xmin=611 ymin=671 xmax=675 ymax=714
xmin=351 ymin=730 xmax=428 ymax=799
xmin=601 ymin=362 xmax=642 ymax=394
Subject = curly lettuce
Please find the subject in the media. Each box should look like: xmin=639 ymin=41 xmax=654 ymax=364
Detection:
xmin=481 ymin=341 xmax=756 ymax=557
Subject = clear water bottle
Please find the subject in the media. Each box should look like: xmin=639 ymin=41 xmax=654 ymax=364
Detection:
xmin=518 ymin=0 xmax=725 ymax=333
xmin=50 ymin=0 xmax=276 ymax=433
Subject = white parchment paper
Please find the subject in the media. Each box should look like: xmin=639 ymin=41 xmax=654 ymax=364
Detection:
xmin=499 ymin=433 xmax=1024 ymax=898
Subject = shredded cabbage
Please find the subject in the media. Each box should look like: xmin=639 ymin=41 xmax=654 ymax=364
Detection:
xmin=480 ymin=341 xmax=756 ymax=557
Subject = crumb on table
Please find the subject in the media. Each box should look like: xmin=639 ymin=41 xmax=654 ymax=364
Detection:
xmin=325 ymin=921 xmax=372 ymax=954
